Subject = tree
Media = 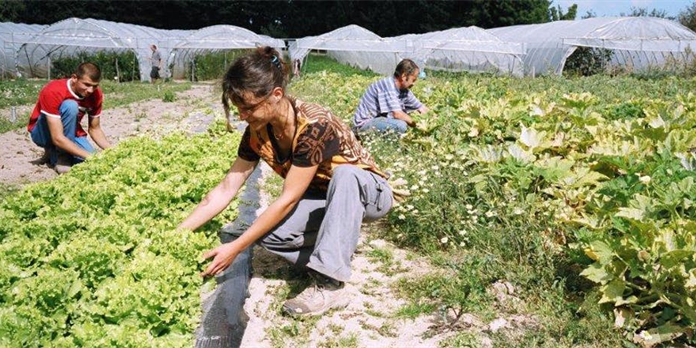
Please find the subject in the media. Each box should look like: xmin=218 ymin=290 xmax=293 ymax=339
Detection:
xmin=621 ymin=7 xmax=675 ymax=20
xmin=0 ymin=0 xmax=25 ymax=22
xmin=266 ymin=0 xmax=558 ymax=38
xmin=549 ymin=4 xmax=578 ymax=21
xmin=4 ymin=1 xmax=81 ymax=24
xmin=1 ymin=0 xmax=557 ymax=37
xmin=282 ymin=1 xmax=349 ymax=37
xmin=401 ymin=1 xmax=468 ymax=34
xmin=474 ymin=0 xmax=551 ymax=28
xmin=679 ymin=1 xmax=696 ymax=32
xmin=582 ymin=10 xmax=597 ymax=19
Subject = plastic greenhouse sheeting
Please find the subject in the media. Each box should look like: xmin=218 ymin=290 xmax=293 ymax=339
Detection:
xmin=290 ymin=24 xmax=524 ymax=76
xmin=489 ymin=17 xmax=696 ymax=76
xmin=290 ymin=25 xmax=408 ymax=76
xmin=0 ymin=22 xmax=46 ymax=78
xmin=391 ymin=26 xmax=525 ymax=77
xmin=14 ymin=17 xmax=192 ymax=81
xmin=170 ymin=25 xmax=285 ymax=80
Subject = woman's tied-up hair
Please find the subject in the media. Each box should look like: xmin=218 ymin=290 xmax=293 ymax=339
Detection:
xmin=271 ymin=55 xmax=282 ymax=70
xmin=221 ymin=46 xmax=289 ymax=121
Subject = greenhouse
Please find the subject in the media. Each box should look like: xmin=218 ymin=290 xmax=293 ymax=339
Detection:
xmin=4 ymin=16 xmax=696 ymax=80
xmin=289 ymin=24 xmax=408 ymax=76
xmin=0 ymin=22 xmax=46 ymax=78
xmin=170 ymin=25 xmax=285 ymax=80
xmin=290 ymin=24 xmax=525 ymax=76
xmin=391 ymin=26 xmax=526 ymax=77
xmin=14 ymin=17 xmax=188 ymax=81
xmin=489 ymin=17 xmax=696 ymax=76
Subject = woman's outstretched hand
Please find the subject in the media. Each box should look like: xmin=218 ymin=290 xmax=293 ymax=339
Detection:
xmin=200 ymin=242 xmax=239 ymax=277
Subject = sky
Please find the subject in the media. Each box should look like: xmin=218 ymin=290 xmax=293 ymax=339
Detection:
xmin=552 ymin=0 xmax=693 ymax=18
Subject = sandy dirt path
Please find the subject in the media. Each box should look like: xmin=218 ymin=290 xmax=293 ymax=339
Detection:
xmin=0 ymin=83 xmax=216 ymax=186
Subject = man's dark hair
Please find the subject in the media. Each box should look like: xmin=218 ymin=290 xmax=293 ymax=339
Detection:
xmin=394 ymin=59 xmax=419 ymax=78
xmin=75 ymin=62 xmax=101 ymax=81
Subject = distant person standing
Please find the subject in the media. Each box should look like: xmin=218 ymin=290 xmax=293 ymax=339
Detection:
xmin=150 ymin=44 xmax=162 ymax=83
xmin=292 ymin=58 xmax=302 ymax=79
xmin=27 ymin=62 xmax=112 ymax=174
xmin=352 ymin=59 xmax=430 ymax=136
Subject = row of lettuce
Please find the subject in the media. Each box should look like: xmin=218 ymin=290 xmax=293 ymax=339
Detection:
xmin=0 ymin=121 xmax=240 ymax=347
xmin=293 ymin=69 xmax=696 ymax=346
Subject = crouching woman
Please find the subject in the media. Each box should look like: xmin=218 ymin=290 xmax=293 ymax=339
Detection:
xmin=177 ymin=47 xmax=393 ymax=326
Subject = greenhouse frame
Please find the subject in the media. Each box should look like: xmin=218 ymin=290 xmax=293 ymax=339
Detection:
xmin=171 ymin=25 xmax=286 ymax=80
xmin=289 ymin=25 xmax=408 ymax=76
xmin=0 ymin=22 xmax=46 ymax=78
xmin=3 ymin=16 xmax=696 ymax=80
xmin=390 ymin=26 xmax=526 ymax=77
xmin=489 ymin=17 xmax=696 ymax=76
xmin=13 ymin=18 xmax=184 ymax=81
xmin=290 ymin=24 xmax=524 ymax=76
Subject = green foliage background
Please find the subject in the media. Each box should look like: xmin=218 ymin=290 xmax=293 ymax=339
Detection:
xmin=188 ymin=50 xmax=247 ymax=81
xmin=52 ymin=51 xmax=141 ymax=82
xmin=0 ymin=0 xmax=555 ymax=37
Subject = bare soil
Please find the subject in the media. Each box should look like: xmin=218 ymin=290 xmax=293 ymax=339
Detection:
xmin=0 ymin=84 xmax=215 ymax=186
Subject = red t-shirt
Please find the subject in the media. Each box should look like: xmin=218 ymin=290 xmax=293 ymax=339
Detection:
xmin=27 ymin=79 xmax=103 ymax=137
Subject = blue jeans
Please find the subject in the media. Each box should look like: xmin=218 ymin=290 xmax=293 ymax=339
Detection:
xmin=217 ymin=165 xmax=392 ymax=340
xmin=356 ymin=117 xmax=408 ymax=135
xmin=30 ymin=100 xmax=95 ymax=166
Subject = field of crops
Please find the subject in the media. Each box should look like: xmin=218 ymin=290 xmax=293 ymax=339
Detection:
xmin=0 ymin=56 xmax=695 ymax=347
xmin=0 ymin=121 xmax=240 ymax=347
xmin=292 ymin=58 xmax=696 ymax=347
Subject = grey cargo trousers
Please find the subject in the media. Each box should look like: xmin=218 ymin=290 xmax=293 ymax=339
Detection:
xmin=217 ymin=165 xmax=393 ymax=337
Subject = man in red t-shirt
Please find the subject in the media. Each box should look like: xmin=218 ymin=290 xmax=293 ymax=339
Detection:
xmin=28 ymin=62 xmax=112 ymax=173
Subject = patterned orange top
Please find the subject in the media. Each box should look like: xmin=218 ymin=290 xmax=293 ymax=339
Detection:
xmin=237 ymin=97 xmax=387 ymax=191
